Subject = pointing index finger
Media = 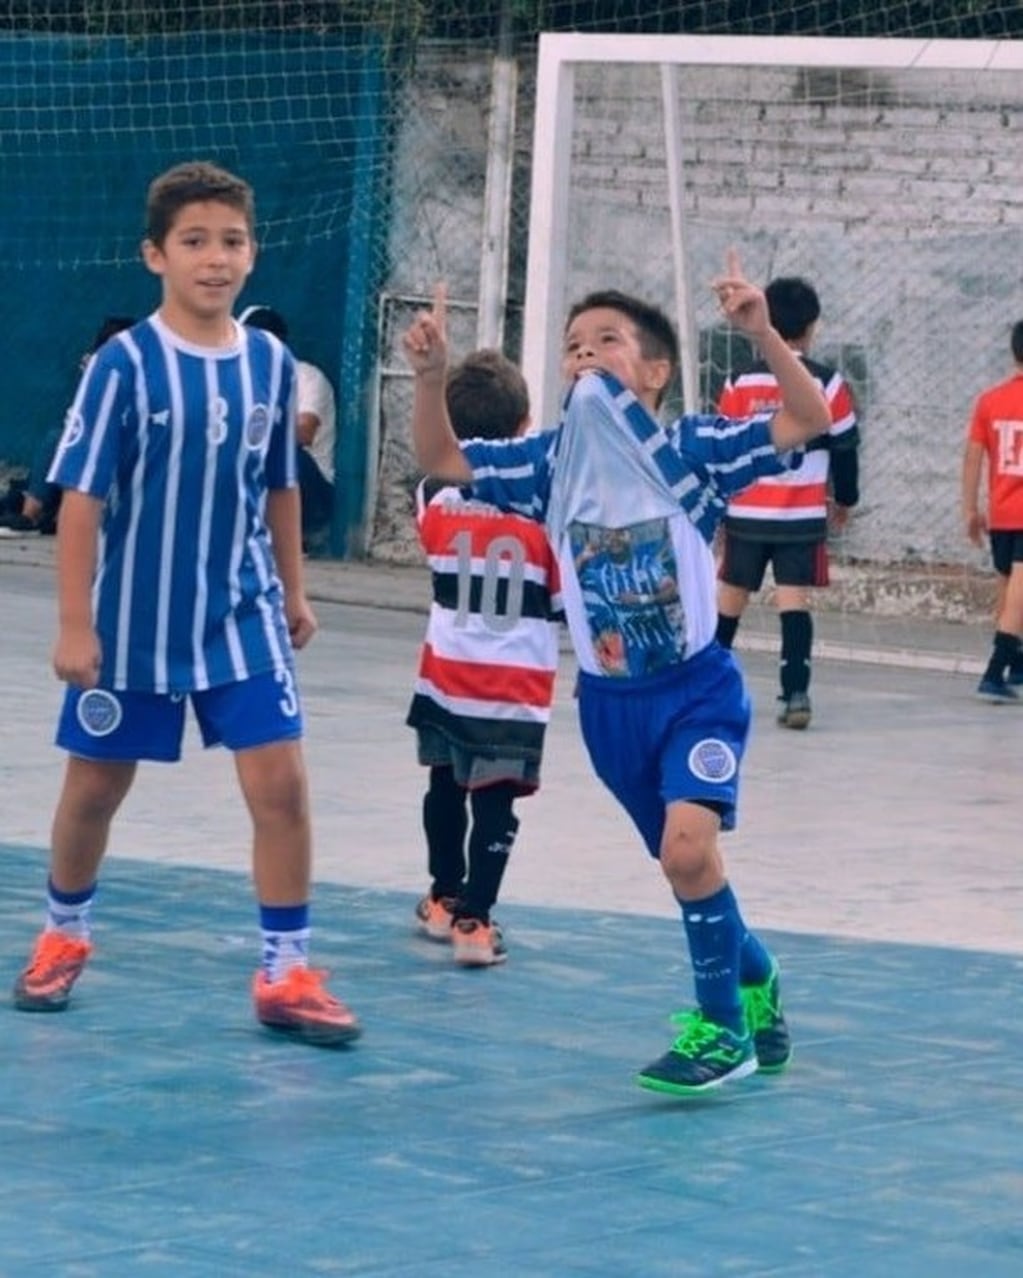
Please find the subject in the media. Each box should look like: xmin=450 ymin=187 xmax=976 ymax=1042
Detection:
xmin=725 ymin=247 xmax=742 ymax=279
xmin=431 ymin=281 xmax=448 ymax=329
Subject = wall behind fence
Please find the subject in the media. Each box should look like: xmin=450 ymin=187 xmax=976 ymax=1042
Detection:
xmin=373 ymin=45 xmax=1023 ymax=577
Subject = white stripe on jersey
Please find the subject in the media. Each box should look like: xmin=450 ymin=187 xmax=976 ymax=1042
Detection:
xmin=423 ymin=611 xmax=558 ymax=666
xmin=412 ymin=676 xmax=550 ymax=724
xmin=113 ymin=333 xmax=149 ymax=689
xmin=155 ymin=326 xmax=187 ymax=692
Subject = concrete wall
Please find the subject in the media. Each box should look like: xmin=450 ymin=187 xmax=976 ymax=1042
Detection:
xmin=371 ymin=48 xmax=1023 ymax=584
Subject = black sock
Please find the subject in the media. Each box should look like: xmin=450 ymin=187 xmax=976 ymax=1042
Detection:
xmin=779 ymin=610 xmax=812 ymax=698
xmin=983 ymin=631 xmax=1021 ymax=684
xmin=423 ymin=766 xmax=467 ymax=899
xmin=716 ymin=613 xmax=740 ymax=649
xmin=459 ymin=784 xmax=519 ymax=923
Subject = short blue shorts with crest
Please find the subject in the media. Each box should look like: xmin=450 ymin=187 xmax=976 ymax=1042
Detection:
xmin=576 ymin=641 xmax=750 ymax=855
xmin=56 ymin=667 xmax=303 ymax=762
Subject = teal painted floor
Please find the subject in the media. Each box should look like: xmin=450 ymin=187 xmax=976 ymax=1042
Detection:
xmin=1 ymin=844 xmax=1020 ymax=1277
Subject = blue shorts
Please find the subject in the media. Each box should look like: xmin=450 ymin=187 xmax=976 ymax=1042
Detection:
xmin=577 ymin=642 xmax=750 ymax=855
xmin=56 ymin=667 xmax=304 ymax=762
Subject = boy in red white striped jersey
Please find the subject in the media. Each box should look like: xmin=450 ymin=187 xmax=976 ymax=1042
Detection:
xmin=715 ymin=276 xmax=860 ymax=729
xmin=407 ymin=350 xmax=563 ymax=966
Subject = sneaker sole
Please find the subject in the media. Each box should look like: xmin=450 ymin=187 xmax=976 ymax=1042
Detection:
xmin=453 ymin=948 xmax=507 ymax=967
xmin=635 ymin=1055 xmax=758 ymax=1096
xmin=416 ymin=923 xmax=454 ymax=942
xmin=756 ymin=1055 xmax=792 ymax=1075
xmin=781 ymin=711 xmax=811 ymax=729
xmin=258 ymin=1017 xmax=362 ymax=1047
xmin=12 ymin=990 xmax=73 ymax=1012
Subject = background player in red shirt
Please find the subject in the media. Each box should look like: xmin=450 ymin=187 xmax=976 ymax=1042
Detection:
xmin=962 ymin=319 xmax=1023 ymax=702
xmin=715 ymin=276 xmax=859 ymax=729
xmin=407 ymin=350 xmax=563 ymax=966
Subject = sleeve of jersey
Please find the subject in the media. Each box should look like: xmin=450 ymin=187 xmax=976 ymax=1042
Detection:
xmin=459 ymin=433 xmax=550 ymax=520
xmin=826 ymin=373 xmax=859 ymax=444
xmin=265 ymin=350 xmax=298 ymax=490
xmin=683 ymin=413 xmax=802 ymax=500
xmin=967 ymin=396 xmax=990 ymax=447
xmin=46 ymin=355 xmax=128 ymax=499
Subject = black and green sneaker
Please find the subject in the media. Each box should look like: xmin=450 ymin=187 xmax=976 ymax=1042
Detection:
xmin=636 ymin=1010 xmax=757 ymax=1096
xmin=740 ymin=961 xmax=792 ymax=1074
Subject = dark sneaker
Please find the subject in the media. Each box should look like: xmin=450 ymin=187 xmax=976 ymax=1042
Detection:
xmin=451 ymin=917 xmax=507 ymax=967
xmin=414 ymin=894 xmax=458 ymax=942
xmin=977 ymin=677 xmax=1020 ymax=704
xmin=636 ymin=1011 xmax=757 ymax=1096
xmin=1007 ymin=669 xmax=1023 ymax=688
xmin=0 ymin=514 xmax=41 ymax=538
xmin=777 ymin=691 xmax=812 ymax=729
xmin=13 ymin=931 xmax=93 ymax=1011
xmin=740 ymin=961 xmax=792 ymax=1074
xmin=252 ymin=967 xmax=361 ymax=1047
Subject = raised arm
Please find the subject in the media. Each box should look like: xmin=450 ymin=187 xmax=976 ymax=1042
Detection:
xmin=713 ymin=250 xmax=831 ymax=451
xmin=401 ymin=283 xmax=471 ymax=483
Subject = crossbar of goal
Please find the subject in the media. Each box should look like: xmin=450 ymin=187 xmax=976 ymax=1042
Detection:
xmin=521 ymin=31 xmax=1023 ymax=431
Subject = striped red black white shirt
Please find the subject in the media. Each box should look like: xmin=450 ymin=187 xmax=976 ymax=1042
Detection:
xmin=406 ymin=479 xmax=563 ymax=762
xmin=719 ymin=354 xmax=859 ymax=543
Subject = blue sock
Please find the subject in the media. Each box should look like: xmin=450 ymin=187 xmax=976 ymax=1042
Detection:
xmin=46 ymin=877 xmax=97 ymax=939
xmin=259 ymin=903 xmax=310 ymax=982
xmin=739 ymin=930 xmax=773 ymax=986
xmin=679 ymin=885 xmax=745 ymax=1035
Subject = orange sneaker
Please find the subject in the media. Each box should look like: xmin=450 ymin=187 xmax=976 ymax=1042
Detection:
xmin=252 ymin=967 xmax=361 ymax=1047
xmin=13 ymin=931 xmax=93 ymax=1011
xmin=414 ymin=894 xmax=458 ymax=942
xmin=451 ymin=918 xmax=507 ymax=967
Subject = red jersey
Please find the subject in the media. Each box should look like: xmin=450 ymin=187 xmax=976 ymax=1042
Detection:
xmin=967 ymin=372 xmax=1023 ymax=529
xmin=406 ymin=479 xmax=563 ymax=762
xmin=719 ymin=354 xmax=859 ymax=544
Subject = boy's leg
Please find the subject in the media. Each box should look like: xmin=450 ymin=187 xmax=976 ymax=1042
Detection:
xmin=774 ymin=540 xmax=825 ymax=728
xmin=199 ymin=671 xmax=359 ymax=1046
xmin=716 ymin=532 xmax=766 ymax=649
xmin=423 ymin=764 xmax=468 ymax=901
xmin=448 ymin=782 xmax=519 ymax=967
xmin=979 ymin=536 xmax=1023 ymax=700
xmin=461 ymin=781 xmax=519 ymax=924
xmin=13 ymin=755 xmax=135 ymax=1012
xmin=235 ymin=738 xmax=359 ymax=1046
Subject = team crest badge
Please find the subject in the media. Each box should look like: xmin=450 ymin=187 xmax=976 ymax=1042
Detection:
xmin=688 ymin=738 xmax=737 ymax=784
xmin=61 ymin=409 xmax=85 ymax=451
xmin=245 ymin=404 xmax=271 ymax=448
xmin=76 ymin=689 xmax=123 ymax=737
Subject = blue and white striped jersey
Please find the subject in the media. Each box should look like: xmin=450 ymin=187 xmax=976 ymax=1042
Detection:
xmin=461 ymin=370 xmax=797 ymax=672
xmin=48 ymin=313 xmax=298 ymax=694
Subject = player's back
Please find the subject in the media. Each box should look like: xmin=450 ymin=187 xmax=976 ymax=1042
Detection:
xmin=719 ymin=355 xmax=857 ymax=539
xmin=408 ymin=478 xmax=562 ymax=756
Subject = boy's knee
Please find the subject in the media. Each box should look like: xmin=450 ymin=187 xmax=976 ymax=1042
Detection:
xmin=659 ymin=803 xmax=721 ymax=887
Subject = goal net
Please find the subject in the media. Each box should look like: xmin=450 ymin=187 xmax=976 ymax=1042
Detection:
xmin=521 ymin=33 xmax=1023 ymax=670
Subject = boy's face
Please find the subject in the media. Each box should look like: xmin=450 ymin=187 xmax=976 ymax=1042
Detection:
xmin=142 ymin=200 xmax=255 ymax=326
xmin=561 ymin=306 xmax=670 ymax=410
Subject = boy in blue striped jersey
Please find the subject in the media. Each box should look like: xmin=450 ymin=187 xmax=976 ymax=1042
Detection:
xmin=12 ymin=161 xmax=360 ymax=1046
xmin=403 ymin=257 xmax=830 ymax=1095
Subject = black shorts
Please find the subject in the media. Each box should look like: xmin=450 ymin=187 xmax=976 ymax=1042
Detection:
xmin=988 ymin=530 xmax=1023 ymax=577
xmin=718 ymin=533 xmax=829 ymax=592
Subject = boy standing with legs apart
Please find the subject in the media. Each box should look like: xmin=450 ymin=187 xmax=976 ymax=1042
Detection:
xmin=715 ymin=276 xmax=860 ymax=730
xmin=403 ymin=257 xmax=830 ymax=1095
xmin=407 ymin=351 xmax=562 ymax=967
xmin=962 ymin=318 xmax=1023 ymax=702
xmin=12 ymin=161 xmax=360 ymax=1046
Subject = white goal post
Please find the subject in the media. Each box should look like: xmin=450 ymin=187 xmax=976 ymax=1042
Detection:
xmin=522 ymin=31 xmax=1023 ymax=432
xmin=518 ymin=30 xmax=1023 ymax=633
